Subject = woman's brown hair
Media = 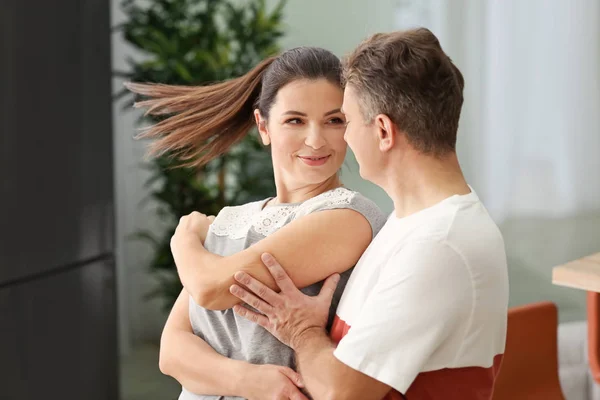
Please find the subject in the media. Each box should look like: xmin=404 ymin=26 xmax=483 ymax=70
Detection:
xmin=126 ymin=47 xmax=342 ymax=168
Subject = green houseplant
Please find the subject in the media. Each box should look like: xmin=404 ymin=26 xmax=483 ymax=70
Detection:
xmin=115 ymin=0 xmax=285 ymax=310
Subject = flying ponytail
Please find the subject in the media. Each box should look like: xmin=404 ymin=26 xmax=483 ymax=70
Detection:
xmin=125 ymin=56 xmax=276 ymax=167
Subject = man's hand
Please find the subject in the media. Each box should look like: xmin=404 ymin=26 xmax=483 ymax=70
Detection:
xmin=229 ymin=253 xmax=340 ymax=349
xmin=242 ymin=364 xmax=308 ymax=400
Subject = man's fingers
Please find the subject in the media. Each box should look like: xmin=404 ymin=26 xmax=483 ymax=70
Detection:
xmin=229 ymin=284 xmax=273 ymax=315
xmin=279 ymin=367 xmax=305 ymax=388
xmin=232 ymin=304 xmax=270 ymax=328
xmin=234 ymin=271 xmax=281 ymax=306
xmin=208 ymin=215 xmax=215 ymax=223
xmin=318 ymin=273 xmax=340 ymax=305
xmin=261 ymin=253 xmax=297 ymax=292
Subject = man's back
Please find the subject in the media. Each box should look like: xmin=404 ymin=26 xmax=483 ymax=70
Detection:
xmin=332 ymin=189 xmax=509 ymax=399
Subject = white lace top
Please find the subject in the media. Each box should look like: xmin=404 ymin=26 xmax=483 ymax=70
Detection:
xmin=210 ymin=187 xmax=358 ymax=239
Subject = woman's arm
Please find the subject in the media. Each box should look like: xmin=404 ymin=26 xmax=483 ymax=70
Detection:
xmin=172 ymin=208 xmax=373 ymax=310
xmin=159 ymin=290 xmax=248 ymax=395
xmin=160 ymin=290 xmax=308 ymax=399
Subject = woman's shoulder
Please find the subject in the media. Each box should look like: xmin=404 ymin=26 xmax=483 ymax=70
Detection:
xmin=299 ymin=187 xmax=372 ymax=209
xmin=209 ymin=198 xmax=269 ymax=239
xmin=296 ymin=187 xmax=387 ymax=237
xmin=296 ymin=187 xmax=383 ymax=216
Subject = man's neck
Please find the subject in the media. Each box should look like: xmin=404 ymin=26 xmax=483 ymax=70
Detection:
xmin=381 ymin=152 xmax=471 ymax=219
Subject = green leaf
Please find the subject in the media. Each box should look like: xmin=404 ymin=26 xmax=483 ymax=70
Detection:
xmin=173 ymin=60 xmax=194 ymax=82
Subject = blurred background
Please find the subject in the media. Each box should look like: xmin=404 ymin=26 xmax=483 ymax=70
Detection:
xmin=1 ymin=0 xmax=599 ymax=399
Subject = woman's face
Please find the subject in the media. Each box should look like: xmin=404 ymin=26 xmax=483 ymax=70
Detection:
xmin=255 ymin=79 xmax=347 ymax=191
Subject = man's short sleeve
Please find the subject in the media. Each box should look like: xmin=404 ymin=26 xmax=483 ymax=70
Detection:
xmin=333 ymin=241 xmax=474 ymax=394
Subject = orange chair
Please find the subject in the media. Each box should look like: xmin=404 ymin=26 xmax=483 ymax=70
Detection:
xmin=588 ymin=292 xmax=600 ymax=383
xmin=491 ymin=302 xmax=565 ymax=400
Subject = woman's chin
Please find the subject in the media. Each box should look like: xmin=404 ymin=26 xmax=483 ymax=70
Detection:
xmin=298 ymin=168 xmax=340 ymax=185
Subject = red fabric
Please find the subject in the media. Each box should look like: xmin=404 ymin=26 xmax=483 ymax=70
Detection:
xmin=330 ymin=316 xmax=503 ymax=400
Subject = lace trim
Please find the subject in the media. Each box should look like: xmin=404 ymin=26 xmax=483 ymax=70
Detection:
xmin=210 ymin=187 xmax=356 ymax=239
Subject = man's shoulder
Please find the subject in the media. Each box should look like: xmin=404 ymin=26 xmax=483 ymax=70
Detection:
xmin=404 ymin=198 xmax=504 ymax=259
xmin=387 ymin=240 xmax=468 ymax=272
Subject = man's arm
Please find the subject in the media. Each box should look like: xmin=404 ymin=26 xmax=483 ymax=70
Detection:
xmin=292 ymin=329 xmax=392 ymax=400
xmin=171 ymin=208 xmax=373 ymax=310
xmin=229 ymin=254 xmax=393 ymax=400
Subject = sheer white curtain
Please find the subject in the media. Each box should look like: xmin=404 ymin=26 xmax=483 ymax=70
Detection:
xmin=395 ymin=0 xmax=600 ymax=223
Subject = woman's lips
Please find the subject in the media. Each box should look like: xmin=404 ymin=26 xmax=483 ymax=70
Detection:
xmin=298 ymin=155 xmax=331 ymax=166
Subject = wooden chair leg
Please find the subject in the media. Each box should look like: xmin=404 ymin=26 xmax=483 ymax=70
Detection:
xmin=588 ymin=291 xmax=600 ymax=384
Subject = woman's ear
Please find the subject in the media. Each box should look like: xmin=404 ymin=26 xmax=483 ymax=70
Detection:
xmin=375 ymin=114 xmax=397 ymax=152
xmin=254 ymin=109 xmax=270 ymax=146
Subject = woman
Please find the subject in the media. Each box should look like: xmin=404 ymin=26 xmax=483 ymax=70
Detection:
xmin=126 ymin=47 xmax=385 ymax=400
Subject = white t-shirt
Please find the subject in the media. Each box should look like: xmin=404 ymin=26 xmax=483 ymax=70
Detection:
xmin=330 ymin=189 xmax=508 ymax=400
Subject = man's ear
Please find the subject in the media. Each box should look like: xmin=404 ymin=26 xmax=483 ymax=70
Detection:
xmin=254 ymin=109 xmax=270 ymax=145
xmin=375 ymin=114 xmax=397 ymax=152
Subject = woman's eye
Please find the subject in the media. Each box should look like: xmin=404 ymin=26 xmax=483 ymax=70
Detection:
xmin=328 ymin=117 xmax=346 ymax=125
xmin=285 ymin=118 xmax=303 ymax=125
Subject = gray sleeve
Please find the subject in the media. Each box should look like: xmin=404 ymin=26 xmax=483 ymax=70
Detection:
xmin=312 ymin=191 xmax=387 ymax=239
xmin=349 ymin=193 xmax=387 ymax=238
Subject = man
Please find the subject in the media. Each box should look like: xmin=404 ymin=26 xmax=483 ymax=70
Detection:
xmin=230 ymin=28 xmax=509 ymax=399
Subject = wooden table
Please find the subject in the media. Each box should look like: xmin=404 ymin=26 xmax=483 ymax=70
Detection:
xmin=552 ymin=252 xmax=600 ymax=292
xmin=552 ymin=252 xmax=600 ymax=384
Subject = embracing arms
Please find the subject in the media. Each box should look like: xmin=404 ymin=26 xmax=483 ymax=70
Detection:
xmin=171 ymin=208 xmax=373 ymax=310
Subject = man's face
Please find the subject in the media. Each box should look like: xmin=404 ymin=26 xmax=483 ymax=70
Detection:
xmin=342 ymin=85 xmax=380 ymax=181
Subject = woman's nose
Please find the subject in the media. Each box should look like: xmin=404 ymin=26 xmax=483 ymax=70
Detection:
xmin=304 ymin=126 xmax=327 ymax=150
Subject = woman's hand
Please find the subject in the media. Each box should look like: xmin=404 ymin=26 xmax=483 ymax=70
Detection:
xmin=170 ymin=211 xmax=217 ymax=304
xmin=241 ymin=364 xmax=308 ymax=400
xmin=172 ymin=211 xmax=215 ymax=247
